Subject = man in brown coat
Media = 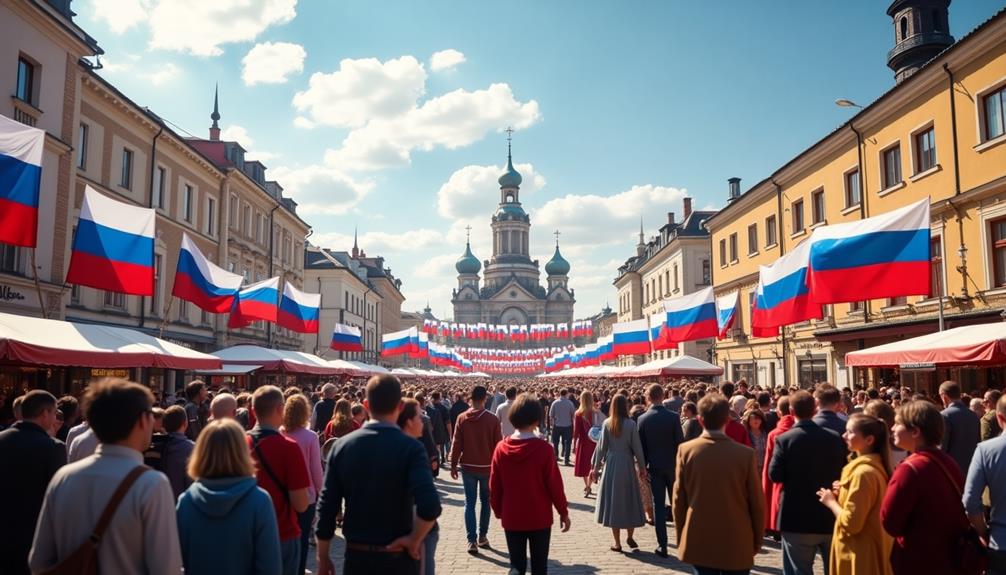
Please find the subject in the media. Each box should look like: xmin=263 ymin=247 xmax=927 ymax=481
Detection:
xmin=673 ymin=393 xmax=765 ymax=575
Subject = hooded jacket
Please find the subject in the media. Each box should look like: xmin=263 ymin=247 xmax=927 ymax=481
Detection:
xmin=489 ymin=436 xmax=568 ymax=531
xmin=176 ymin=476 xmax=282 ymax=575
xmin=449 ymin=408 xmax=502 ymax=474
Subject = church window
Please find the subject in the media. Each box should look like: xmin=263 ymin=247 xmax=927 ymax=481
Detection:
xmin=506 ymin=193 xmax=515 ymax=203
xmin=900 ymin=16 xmax=908 ymax=41
xmin=501 ymin=233 xmax=509 ymax=254
xmin=510 ymin=290 xmax=517 ymax=298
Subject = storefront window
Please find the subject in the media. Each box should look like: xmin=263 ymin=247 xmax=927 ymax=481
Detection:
xmin=797 ymin=356 xmax=828 ymax=388
xmin=731 ymin=362 xmax=754 ymax=383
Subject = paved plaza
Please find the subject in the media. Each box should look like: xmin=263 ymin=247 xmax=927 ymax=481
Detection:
xmin=311 ymin=459 xmax=826 ymax=575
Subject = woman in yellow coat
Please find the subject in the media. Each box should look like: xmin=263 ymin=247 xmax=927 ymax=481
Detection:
xmin=817 ymin=414 xmax=894 ymax=575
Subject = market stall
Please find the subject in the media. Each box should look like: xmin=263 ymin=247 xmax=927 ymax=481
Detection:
xmin=211 ymin=345 xmax=358 ymax=389
xmin=617 ymin=355 xmax=724 ymax=379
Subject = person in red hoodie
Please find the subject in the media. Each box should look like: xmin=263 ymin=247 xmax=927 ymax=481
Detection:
xmin=720 ymin=382 xmax=753 ymax=447
xmin=763 ymin=395 xmax=794 ymax=538
xmin=490 ymin=393 xmax=571 ymax=575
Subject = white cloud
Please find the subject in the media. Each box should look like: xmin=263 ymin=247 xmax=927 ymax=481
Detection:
xmin=293 ymin=116 xmax=316 ymax=130
xmin=293 ymin=56 xmax=427 ymax=129
xmin=219 ymin=125 xmax=254 ymax=148
xmin=91 ymin=0 xmax=149 ymax=34
xmin=148 ymin=0 xmax=297 ymax=56
xmin=429 ymin=49 xmax=465 ymax=72
xmin=437 ymin=162 xmax=546 ymax=219
xmin=139 ymin=62 xmax=180 ymax=86
xmin=241 ymin=42 xmax=306 ymax=85
xmin=268 ymin=164 xmax=373 ymax=215
xmin=245 ymin=150 xmax=280 ymax=163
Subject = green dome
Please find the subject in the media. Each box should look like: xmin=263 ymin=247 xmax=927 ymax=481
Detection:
xmin=545 ymin=245 xmax=570 ymax=276
xmin=494 ymin=204 xmax=528 ymax=220
xmin=498 ymin=155 xmax=522 ymax=188
xmin=455 ymin=242 xmax=481 ymax=274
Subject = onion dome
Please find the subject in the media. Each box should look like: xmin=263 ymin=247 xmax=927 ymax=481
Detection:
xmin=498 ymin=154 xmax=522 ymax=189
xmin=545 ymin=244 xmax=570 ymax=276
xmin=455 ymin=242 xmax=481 ymax=274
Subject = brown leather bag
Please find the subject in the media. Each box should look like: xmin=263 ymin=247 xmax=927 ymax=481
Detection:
xmin=39 ymin=466 xmax=149 ymax=575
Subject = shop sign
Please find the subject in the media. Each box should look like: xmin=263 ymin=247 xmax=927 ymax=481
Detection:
xmin=90 ymin=368 xmax=131 ymax=378
xmin=0 ymin=285 xmax=26 ymax=302
xmin=899 ymin=362 xmax=936 ymax=371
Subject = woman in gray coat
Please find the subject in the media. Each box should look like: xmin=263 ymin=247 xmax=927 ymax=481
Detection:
xmin=590 ymin=394 xmax=648 ymax=552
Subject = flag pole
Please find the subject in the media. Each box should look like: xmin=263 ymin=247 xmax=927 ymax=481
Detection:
xmin=159 ymin=295 xmax=175 ymax=338
xmin=30 ymin=248 xmax=48 ymax=319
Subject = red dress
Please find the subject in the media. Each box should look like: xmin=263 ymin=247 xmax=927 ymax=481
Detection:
xmin=573 ymin=412 xmax=598 ymax=477
xmin=762 ymin=414 xmax=795 ymax=530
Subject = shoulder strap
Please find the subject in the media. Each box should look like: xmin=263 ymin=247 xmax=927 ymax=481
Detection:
xmin=248 ymin=431 xmax=290 ymax=503
xmin=926 ymin=451 xmax=965 ymax=496
xmin=91 ymin=466 xmax=148 ymax=543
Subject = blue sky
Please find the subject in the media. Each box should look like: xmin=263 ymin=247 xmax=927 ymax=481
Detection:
xmin=77 ymin=0 xmax=996 ymax=320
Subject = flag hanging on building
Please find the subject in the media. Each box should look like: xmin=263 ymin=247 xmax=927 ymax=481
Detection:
xmin=649 ymin=312 xmax=674 ymax=351
xmin=753 ymin=240 xmax=822 ymax=328
xmin=612 ymin=318 xmax=651 ymax=356
xmin=330 ymin=323 xmax=363 ymax=352
xmin=750 ymin=283 xmax=780 ymax=338
xmin=716 ymin=291 xmax=739 ymax=340
xmin=382 ymin=326 xmax=418 ymax=356
xmin=807 ymin=198 xmax=931 ymax=303
xmin=0 ymin=114 xmax=44 ymax=247
xmin=661 ymin=286 xmax=718 ymax=344
xmin=172 ymin=233 xmax=243 ymax=313
xmin=66 ymin=186 xmax=155 ymax=295
xmin=277 ymin=282 xmax=321 ymax=334
xmin=228 ymin=277 xmax=280 ymax=328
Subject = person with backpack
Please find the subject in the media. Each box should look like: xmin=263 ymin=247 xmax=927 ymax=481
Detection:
xmin=29 ymin=378 xmax=182 ymax=574
xmin=154 ymin=405 xmax=195 ymax=499
xmin=247 ymin=385 xmax=311 ymax=575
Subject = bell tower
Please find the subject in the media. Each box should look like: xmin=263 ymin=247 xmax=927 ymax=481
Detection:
xmin=886 ymin=0 xmax=954 ymax=84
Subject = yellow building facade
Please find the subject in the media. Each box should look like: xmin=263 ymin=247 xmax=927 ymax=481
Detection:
xmin=706 ymin=8 xmax=1006 ymax=392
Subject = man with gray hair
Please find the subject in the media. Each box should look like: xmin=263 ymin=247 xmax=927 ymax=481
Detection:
xmin=311 ymin=383 xmax=338 ymax=434
xmin=210 ymin=393 xmax=237 ymax=421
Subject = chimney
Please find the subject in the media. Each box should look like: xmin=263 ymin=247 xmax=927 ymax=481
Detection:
xmin=667 ymin=212 xmax=675 ymax=225
xmin=728 ymin=177 xmax=741 ymax=202
xmin=683 ymin=197 xmax=693 ymax=220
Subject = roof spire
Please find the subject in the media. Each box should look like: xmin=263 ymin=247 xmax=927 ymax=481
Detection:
xmin=505 ymin=126 xmax=514 ymax=164
xmin=554 ymin=229 xmax=561 ymax=247
xmin=209 ymin=84 xmax=221 ymax=140
xmin=351 ymin=225 xmax=359 ymax=258
xmin=638 ymin=216 xmax=645 ymax=245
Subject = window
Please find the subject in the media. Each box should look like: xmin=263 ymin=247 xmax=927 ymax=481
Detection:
xmin=120 ymin=148 xmax=133 ymax=189
xmin=992 ymin=217 xmax=1006 ymax=288
xmin=206 ymin=197 xmax=216 ymax=236
xmin=983 ymin=85 xmax=1006 ymax=141
xmin=882 ymin=144 xmax=902 ymax=190
xmin=914 ymin=127 xmax=937 ymax=173
xmin=254 ymin=213 xmax=262 ymax=243
xmin=229 ymin=194 xmax=238 ymax=229
xmin=887 ymin=296 xmax=908 ymax=307
xmin=747 ymin=223 xmax=758 ymax=254
xmin=664 ymin=270 xmax=669 ymax=294
xmin=811 ymin=189 xmax=825 ymax=225
xmin=673 ymin=264 xmax=679 ymax=291
xmin=844 ymin=169 xmax=861 ymax=208
xmin=701 ymin=259 xmax=710 ymax=285
xmin=153 ymin=166 xmax=166 ymax=209
xmin=103 ymin=290 xmax=125 ymax=309
xmin=798 ymin=356 xmax=828 ymax=388
xmin=644 ymin=284 xmax=649 ymax=304
xmin=178 ymin=299 xmax=188 ymax=322
xmin=15 ymin=57 xmax=36 ymax=105
xmin=243 ymin=205 xmax=251 ymax=236
xmin=0 ymin=244 xmax=24 ymax=274
xmin=77 ymin=123 xmax=88 ymax=170
xmin=765 ymin=215 xmax=777 ymax=247
xmin=658 ymin=275 xmax=663 ymax=297
xmin=182 ymin=184 xmax=193 ymax=222
xmin=792 ymin=199 xmax=805 ymax=233
xmin=150 ymin=254 xmax=162 ymax=314
xmin=719 ymin=239 xmax=726 ymax=266
xmin=849 ymin=300 xmax=863 ymax=312
xmin=930 ymin=236 xmax=943 ymax=298
xmin=728 ymin=233 xmax=738 ymax=262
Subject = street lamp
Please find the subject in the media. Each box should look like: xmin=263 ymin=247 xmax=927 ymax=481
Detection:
xmin=835 ymin=99 xmax=863 ymax=109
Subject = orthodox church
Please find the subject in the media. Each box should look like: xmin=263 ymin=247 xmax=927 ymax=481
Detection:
xmin=451 ymin=139 xmax=575 ymax=327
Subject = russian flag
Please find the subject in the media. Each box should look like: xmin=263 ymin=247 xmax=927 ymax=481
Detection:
xmin=613 ymin=318 xmax=651 ymax=356
xmin=228 ymin=277 xmax=280 ymax=328
xmin=0 ymin=115 xmax=44 ymax=247
xmin=649 ymin=312 xmax=674 ymax=351
xmin=716 ymin=291 xmax=739 ymax=340
xmin=408 ymin=331 xmax=429 ymax=359
xmin=172 ymin=233 xmax=243 ymax=313
xmin=66 ymin=186 xmax=155 ymax=295
xmin=661 ymin=286 xmax=718 ymax=344
xmin=382 ymin=327 xmax=417 ymax=356
xmin=808 ymin=198 xmax=931 ymax=303
xmin=277 ymin=282 xmax=321 ymax=334
xmin=750 ymin=286 xmax=781 ymax=338
xmin=597 ymin=335 xmax=615 ymax=362
xmin=756 ymin=240 xmax=822 ymax=327
xmin=330 ymin=323 xmax=363 ymax=352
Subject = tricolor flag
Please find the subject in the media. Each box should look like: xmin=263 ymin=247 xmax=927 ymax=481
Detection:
xmin=716 ymin=291 xmax=739 ymax=340
xmin=808 ymin=198 xmax=931 ymax=303
xmin=0 ymin=115 xmax=44 ymax=247
xmin=278 ymin=282 xmax=321 ymax=334
xmin=613 ymin=318 xmax=651 ymax=356
xmin=66 ymin=186 xmax=156 ymax=295
xmin=172 ymin=233 xmax=243 ymax=313
xmin=382 ymin=327 xmax=418 ymax=356
xmin=228 ymin=277 xmax=280 ymax=328
xmin=330 ymin=323 xmax=363 ymax=352
xmin=750 ymin=286 xmax=780 ymax=339
xmin=754 ymin=240 xmax=822 ymax=328
xmin=661 ymin=286 xmax=718 ymax=344
xmin=649 ymin=312 xmax=673 ymax=351
xmin=597 ymin=334 xmax=616 ymax=362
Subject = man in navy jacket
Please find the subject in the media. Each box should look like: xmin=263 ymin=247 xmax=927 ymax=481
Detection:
xmin=638 ymin=384 xmax=684 ymax=558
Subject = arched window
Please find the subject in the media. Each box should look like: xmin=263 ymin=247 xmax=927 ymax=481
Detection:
xmin=900 ymin=16 xmax=908 ymax=40
xmin=932 ymin=10 xmax=941 ymax=32
xmin=505 ymin=193 xmax=515 ymax=203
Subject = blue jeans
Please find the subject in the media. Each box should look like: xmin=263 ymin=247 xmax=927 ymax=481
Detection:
xmin=692 ymin=567 xmax=750 ymax=575
xmin=649 ymin=469 xmax=674 ymax=548
xmin=297 ymin=503 xmax=316 ymax=575
xmin=781 ymin=531 xmax=831 ymax=575
xmin=461 ymin=471 xmax=491 ymax=543
xmin=422 ymin=525 xmax=439 ymax=575
xmin=279 ymin=537 xmax=301 ymax=575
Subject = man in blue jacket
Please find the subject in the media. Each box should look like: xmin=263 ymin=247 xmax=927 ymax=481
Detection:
xmin=637 ymin=383 xmax=684 ymax=558
xmin=939 ymin=379 xmax=981 ymax=475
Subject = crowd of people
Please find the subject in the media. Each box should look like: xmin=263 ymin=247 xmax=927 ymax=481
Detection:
xmin=0 ymin=373 xmax=1003 ymax=575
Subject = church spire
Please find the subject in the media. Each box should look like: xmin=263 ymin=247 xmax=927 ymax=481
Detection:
xmin=351 ymin=225 xmax=359 ymax=258
xmin=636 ymin=216 xmax=646 ymax=258
xmin=209 ymin=83 xmax=221 ymax=140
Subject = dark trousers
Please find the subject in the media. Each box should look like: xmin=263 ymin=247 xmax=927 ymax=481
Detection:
xmin=504 ymin=528 xmax=551 ymax=575
xmin=344 ymin=548 xmax=420 ymax=575
xmin=649 ymin=469 xmax=674 ymax=548
xmin=692 ymin=567 xmax=750 ymax=575
xmin=551 ymin=426 xmax=572 ymax=462
xmin=297 ymin=503 xmax=316 ymax=575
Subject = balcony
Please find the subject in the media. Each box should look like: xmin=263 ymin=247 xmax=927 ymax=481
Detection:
xmin=887 ymin=32 xmax=954 ymax=63
xmin=11 ymin=97 xmax=41 ymax=127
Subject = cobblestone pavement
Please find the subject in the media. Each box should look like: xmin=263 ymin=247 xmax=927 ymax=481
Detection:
xmin=309 ymin=459 xmax=827 ymax=575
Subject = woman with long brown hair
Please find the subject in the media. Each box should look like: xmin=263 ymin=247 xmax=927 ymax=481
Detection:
xmin=590 ymin=393 xmax=648 ymax=552
xmin=323 ymin=398 xmax=356 ymax=441
xmin=573 ymin=390 xmax=603 ymax=496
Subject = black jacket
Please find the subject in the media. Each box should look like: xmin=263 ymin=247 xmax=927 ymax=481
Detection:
xmin=768 ymin=419 xmax=845 ymax=534
xmin=312 ymin=398 xmax=336 ymax=434
xmin=0 ymin=421 xmax=66 ymax=575
xmin=637 ymin=405 xmax=684 ymax=472
xmin=812 ymin=410 xmax=847 ymax=436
